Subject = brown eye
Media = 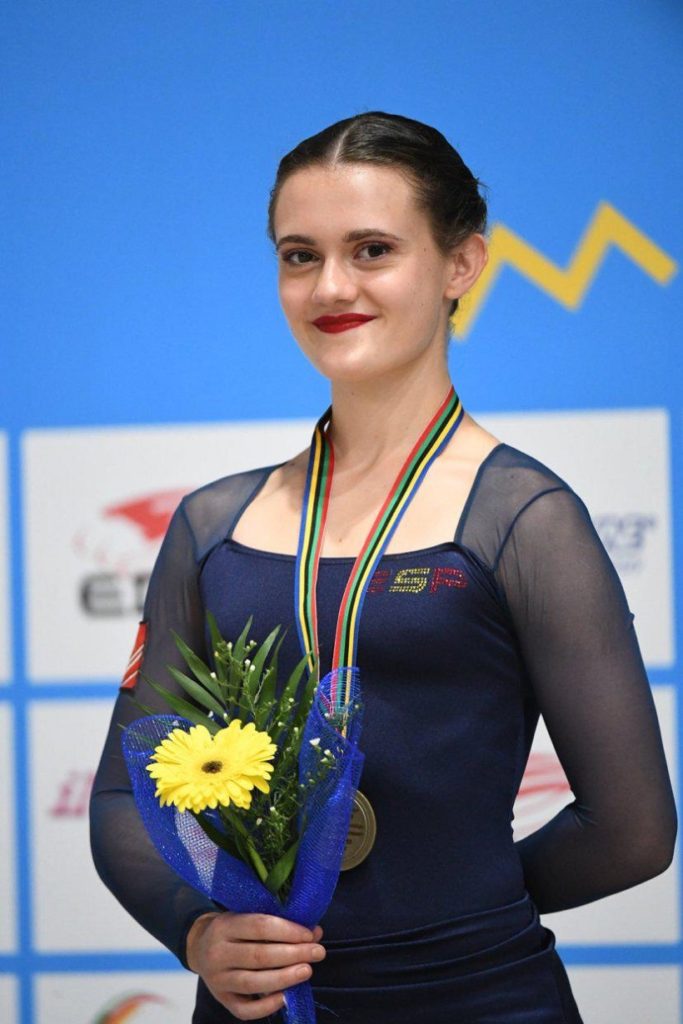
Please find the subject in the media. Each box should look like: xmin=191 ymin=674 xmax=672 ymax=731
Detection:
xmin=282 ymin=250 xmax=317 ymax=266
xmin=358 ymin=242 xmax=391 ymax=259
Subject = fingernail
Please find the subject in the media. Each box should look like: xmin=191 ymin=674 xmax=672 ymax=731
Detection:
xmin=297 ymin=964 xmax=312 ymax=979
xmin=311 ymin=945 xmax=325 ymax=960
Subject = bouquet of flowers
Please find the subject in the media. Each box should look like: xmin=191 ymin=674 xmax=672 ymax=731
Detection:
xmin=121 ymin=613 xmax=364 ymax=1024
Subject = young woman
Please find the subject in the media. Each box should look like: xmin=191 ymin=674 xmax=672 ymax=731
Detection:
xmin=90 ymin=112 xmax=677 ymax=1024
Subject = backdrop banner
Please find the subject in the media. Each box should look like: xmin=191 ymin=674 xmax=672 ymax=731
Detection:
xmin=2 ymin=2 xmax=681 ymax=1023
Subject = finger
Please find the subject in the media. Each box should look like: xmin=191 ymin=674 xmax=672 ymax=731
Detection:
xmin=224 ymin=990 xmax=286 ymax=1021
xmin=227 ymin=941 xmax=326 ymax=970
xmin=226 ymin=961 xmax=313 ymax=996
xmin=221 ymin=913 xmax=316 ymax=944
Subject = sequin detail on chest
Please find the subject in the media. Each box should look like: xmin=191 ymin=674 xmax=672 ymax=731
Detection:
xmin=368 ymin=565 xmax=468 ymax=595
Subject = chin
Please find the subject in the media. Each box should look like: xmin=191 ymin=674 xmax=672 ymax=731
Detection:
xmin=317 ymin=360 xmax=401 ymax=386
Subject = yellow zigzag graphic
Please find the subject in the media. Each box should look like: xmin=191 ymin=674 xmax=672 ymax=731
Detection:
xmin=451 ymin=201 xmax=677 ymax=339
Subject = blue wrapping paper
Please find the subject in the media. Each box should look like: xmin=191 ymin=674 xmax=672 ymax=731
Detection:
xmin=122 ymin=666 xmax=364 ymax=1024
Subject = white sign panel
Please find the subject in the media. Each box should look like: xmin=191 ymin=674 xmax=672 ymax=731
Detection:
xmin=514 ymin=687 xmax=678 ymax=943
xmin=31 ymin=699 xmax=169 ymax=951
xmin=478 ymin=408 xmax=673 ymax=668
xmin=23 ymin=420 xmax=314 ymax=682
xmin=35 ymin=971 xmax=196 ymax=1024
xmin=0 ymin=433 xmax=11 ymax=684
xmin=567 ymin=965 xmax=680 ymax=1024
xmin=0 ymin=705 xmax=16 ymax=952
xmin=0 ymin=973 xmax=17 ymax=1024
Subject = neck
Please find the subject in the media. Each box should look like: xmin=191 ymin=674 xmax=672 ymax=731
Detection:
xmin=327 ymin=363 xmax=457 ymax=474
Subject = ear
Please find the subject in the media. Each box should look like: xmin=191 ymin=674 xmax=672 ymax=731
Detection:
xmin=443 ymin=233 xmax=488 ymax=301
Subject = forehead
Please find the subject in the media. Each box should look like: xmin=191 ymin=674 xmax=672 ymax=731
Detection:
xmin=273 ymin=163 xmax=427 ymax=239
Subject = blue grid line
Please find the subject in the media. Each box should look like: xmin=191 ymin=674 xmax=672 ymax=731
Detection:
xmin=558 ymin=944 xmax=683 ymax=967
xmin=9 ymin=684 xmax=120 ymax=702
xmin=0 ymin=952 xmax=178 ymax=973
xmin=2 ymin=946 xmax=682 ymax=976
xmin=9 ymin=432 xmax=34 ymax=1024
xmin=649 ymin=668 xmax=680 ymax=687
xmin=4 ymin=677 xmax=675 ymax=703
xmin=3 ymin=942 xmax=680 ymax=970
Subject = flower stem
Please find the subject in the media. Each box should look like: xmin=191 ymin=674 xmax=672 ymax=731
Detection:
xmin=222 ymin=808 xmax=269 ymax=883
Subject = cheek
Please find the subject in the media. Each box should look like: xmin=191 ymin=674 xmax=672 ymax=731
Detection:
xmin=278 ymin=277 xmax=305 ymax=316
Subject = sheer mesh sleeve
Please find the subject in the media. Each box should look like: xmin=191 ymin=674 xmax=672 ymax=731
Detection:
xmin=496 ymin=485 xmax=677 ymax=913
xmin=89 ymin=465 xmax=279 ymax=966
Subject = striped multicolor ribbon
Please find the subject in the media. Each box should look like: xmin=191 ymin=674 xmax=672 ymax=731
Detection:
xmin=294 ymin=384 xmax=464 ymax=734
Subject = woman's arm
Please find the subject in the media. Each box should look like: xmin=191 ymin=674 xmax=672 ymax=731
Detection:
xmin=496 ymin=487 xmax=677 ymax=914
xmin=89 ymin=499 xmax=218 ymax=966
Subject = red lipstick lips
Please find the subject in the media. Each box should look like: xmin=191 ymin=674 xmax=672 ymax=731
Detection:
xmin=312 ymin=314 xmax=377 ymax=334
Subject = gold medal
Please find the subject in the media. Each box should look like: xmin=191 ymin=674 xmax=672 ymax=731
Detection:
xmin=340 ymin=789 xmax=377 ymax=870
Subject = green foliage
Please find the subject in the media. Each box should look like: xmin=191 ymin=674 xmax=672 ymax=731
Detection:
xmin=146 ymin=613 xmax=337 ymax=905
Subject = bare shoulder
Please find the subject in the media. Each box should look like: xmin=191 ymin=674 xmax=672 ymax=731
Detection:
xmin=228 ymin=445 xmax=311 ymax=552
xmin=369 ymin=412 xmax=503 ymax=552
xmin=440 ymin=411 xmax=503 ymax=472
xmin=261 ymin=446 xmax=309 ymax=497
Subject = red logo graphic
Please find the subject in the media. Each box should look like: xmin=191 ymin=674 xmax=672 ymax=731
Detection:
xmin=73 ymin=488 xmax=192 ymax=617
xmin=93 ymin=992 xmax=167 ymax=1024
xmin=104 ymin=491 xmax=189 ymax=543
xmin=73 ymin=488 xmax=190 ymax=574
xmin=513 ymin=751 xmax=572 ymax=839
xmin=368 ymin=565 xmax=468 ymax=594
xmin=49 ymin=770 xmax=95 ymax=817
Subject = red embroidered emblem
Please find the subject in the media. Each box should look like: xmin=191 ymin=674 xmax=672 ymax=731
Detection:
xmin=430 ymin=566 xmax=468 ymax=592
xmin=368 ymin=565 xmax=468 ymax=594
xmin=121 ymin=621 xmax=148 ymax=690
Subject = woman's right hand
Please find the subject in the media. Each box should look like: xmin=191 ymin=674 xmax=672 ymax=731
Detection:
xmin=186 ymin=911 xmax=327 ymax=1021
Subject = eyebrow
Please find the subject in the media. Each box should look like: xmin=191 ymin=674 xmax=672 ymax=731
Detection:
xmin=275 ymin=229 xmax=405 ymax=251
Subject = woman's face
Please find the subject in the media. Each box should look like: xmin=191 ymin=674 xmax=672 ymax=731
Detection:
xmin=272 ymin=162 xmax=465 ymax=384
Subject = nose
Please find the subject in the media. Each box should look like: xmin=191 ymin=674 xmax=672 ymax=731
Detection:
xmin=311 ymin=256 xmax=359 ymax=306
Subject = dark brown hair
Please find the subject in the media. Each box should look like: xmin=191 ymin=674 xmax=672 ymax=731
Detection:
xmin=267 ymin=111 xmax=487 ymax=319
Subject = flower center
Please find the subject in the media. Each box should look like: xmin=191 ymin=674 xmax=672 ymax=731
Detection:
xmin=201 ymin=760 xmax=223 ymax=774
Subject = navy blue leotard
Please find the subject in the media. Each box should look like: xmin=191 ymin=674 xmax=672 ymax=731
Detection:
xmin=90 ymin=443 xmax=677 ymax=1023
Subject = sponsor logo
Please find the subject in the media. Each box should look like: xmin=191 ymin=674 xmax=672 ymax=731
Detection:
xmin=369 ymin=566 xmax=468 ymax=594
xmin=93 ymin=993 xmax=167 ymax=1024
xmin=48 ymin=770 xmax=95 ymax=817
xmin=594 ymin=512 xmax=656 ymax=574
xmin=72 ymin=489 xmax=190 ymax=618
xmin=513 ymin=751 xmax=571 ymax=839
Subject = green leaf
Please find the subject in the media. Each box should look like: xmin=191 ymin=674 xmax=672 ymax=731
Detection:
xmin=229 ymin=615 xmax=254 ymax=698
xmin=206 ymin=612 xmax=228 ymax=685
xmin=232 ymin=615 xmax=254 ymax=666
xmin=141 ymin=676 xmax=221 ymax=734
xmin=265 ymin=629 xmax=287 ymax=690
xmin=268 ymin=651 xmax=313 ymax=745
xmin=282 ymin=651 xmax=313 ymax=707
xmin=249 ymin=624 xmax=282 ymax=687
xmin=242 ymin=625 xmax=280 ymax=720
xmin=128 ymin=696 xmax=155 ymax=718
xmin=253 ymin=667 xmax=276 ymax=731
xmin=265 ymin=837 xmax=301 ymax=896
xmin=166 ymin=666 xmax=227 ymax=719
xmin=289 ymin=659 xmax=320 ymax=735
xmin=171 ymin=631 xmax=226 ymax=704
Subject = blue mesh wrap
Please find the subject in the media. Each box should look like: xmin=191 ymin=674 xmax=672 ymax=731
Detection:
xmin=122 ymin=666 xmax=364 ymax=1024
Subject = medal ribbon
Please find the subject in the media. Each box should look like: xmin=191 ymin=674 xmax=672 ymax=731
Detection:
xmin=295 ymin=384 xmax=464 ymax=734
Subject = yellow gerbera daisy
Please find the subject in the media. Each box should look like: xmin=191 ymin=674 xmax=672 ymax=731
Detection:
xmin=146 ymin=720 xmax=277 ymax=814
